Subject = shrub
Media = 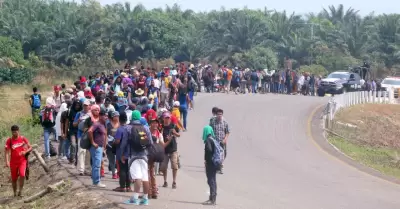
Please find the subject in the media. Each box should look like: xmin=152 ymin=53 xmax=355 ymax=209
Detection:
xmin=0 ymin=67 xmax=36 ymax=84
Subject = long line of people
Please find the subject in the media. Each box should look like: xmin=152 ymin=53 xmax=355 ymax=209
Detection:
xmin=21 ymin=63 xmax=229 ymax=206
xmin=5 ymin=62 xmax=233 ymax=205
xmin=198 ymin=65 xmax=322 ymax=95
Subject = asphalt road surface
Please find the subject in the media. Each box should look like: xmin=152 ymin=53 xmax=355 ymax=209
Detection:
xmin=68 ymin=93 xmax=400 ymax=209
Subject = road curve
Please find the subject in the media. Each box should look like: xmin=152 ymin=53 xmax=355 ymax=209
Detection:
xmin=174 ymin=93 xmax=400 ymax=209
xmin=69 ymin=93 xmax=400 ymax=209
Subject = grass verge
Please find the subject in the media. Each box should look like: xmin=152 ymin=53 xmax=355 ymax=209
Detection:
xmin=328 ymin=135 xmax=400 ymax=179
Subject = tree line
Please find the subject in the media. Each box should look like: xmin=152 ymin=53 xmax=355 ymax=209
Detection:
xmin=0 ymin=0 xmax=400 ymax=77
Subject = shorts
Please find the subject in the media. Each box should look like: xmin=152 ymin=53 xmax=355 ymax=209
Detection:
xmin=226 ymin=80 xmax=231 ymax=88
xmin=188 ymin=91 xmax=194 ymax=101
xmin=129 ymin=159 xmax=149 ymax=181
xmin=161 ymin=151 xmax=179 ymax=170
xmin=10 ymin=161 xmax=27 ymax=181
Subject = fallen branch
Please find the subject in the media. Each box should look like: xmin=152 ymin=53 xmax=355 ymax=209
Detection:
xmin=28 ymin=152 xmax=42 ymax=164
xmin=30 ymin=144 xmax=49 ymax=173
xmin=23 ymin=180 xmax=65 ymax=203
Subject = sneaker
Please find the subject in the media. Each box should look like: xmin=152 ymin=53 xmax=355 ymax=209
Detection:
xmin=140 ymin=198 xmax=149 ymax=205
xmin=124 ymin=198 xmax=140 ymax=205
xmin=172 ymin=182 xmax=177 ymax=189
xmin=202 ymin=200 xmax=214 ymax=205
xmin=93 ymin=183 xmax=106 ymax=188
xmin=61 ymin=156 xmax=68 ymax=161
xmin=112 ymin=174 xmax=118 ymax=179
xmin=162 ymin=182 xmax=168 ymax=187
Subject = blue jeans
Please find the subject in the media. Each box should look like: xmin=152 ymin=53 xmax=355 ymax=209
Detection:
xmin=179 ymin=106 xmax=188 ymax=129
xmin=286 ymin=82 xmax=292 ymax=94
xmin=43 ymin=127 xmax=56 ymax=157
xmin=251 ymin=81 xmax=257 ymax=93
xmin=90 ymin=146 xmax=103 ymax=185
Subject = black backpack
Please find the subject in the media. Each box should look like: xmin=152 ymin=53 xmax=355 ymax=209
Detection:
xmin=130 ymin=124 xmax=150 ymax=152
xmin=147 ymin=142 xmax=165 ymax=162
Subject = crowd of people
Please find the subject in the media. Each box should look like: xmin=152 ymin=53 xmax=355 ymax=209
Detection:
xmin=198 ymin=64 xmax=322 ymax=96
xmin=4 ymin=63 xmax=231 ymax=206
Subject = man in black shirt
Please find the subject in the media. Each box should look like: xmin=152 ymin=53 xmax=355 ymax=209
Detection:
xmin=160 ymin=112 xmax=180 ymax=189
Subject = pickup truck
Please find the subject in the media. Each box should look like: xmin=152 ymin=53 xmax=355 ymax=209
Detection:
xmin=317 ymin=71 xmax=362 ymax=97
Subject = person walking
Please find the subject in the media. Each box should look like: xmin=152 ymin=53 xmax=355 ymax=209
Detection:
xmin=209 ymin=108 xmax=230 ymax=174
xmin=202 ymin=125 xmax=218 ymax=205
xmin=160 ymin=112 xmax=180 ymax=189
xmin=122 ymin=110 xmax=152 ymax=205
xmin=88 ymin=108 xmax=108 ymax=188
xmin=4 ymin=125 xmax=32 ymax=197
xmin=40 ymin=97 xmax=57 ymax=160
xmin=113 ymin=112 xmax=132 ymax=192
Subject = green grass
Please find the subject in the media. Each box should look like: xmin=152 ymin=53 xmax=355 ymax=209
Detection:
xmin=0 ymin=117 xmax=43 ymax=147
xmin=328 ymin=136 xmax=400 ymax=179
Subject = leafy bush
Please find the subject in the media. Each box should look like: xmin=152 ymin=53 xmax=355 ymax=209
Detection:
xmin=0 ymin=67 xmax=36 ymax=84
xmin=300 ymin=64 xmax=329 ymax=76
xmin=0 ymin=36 xmax=28 ymax=66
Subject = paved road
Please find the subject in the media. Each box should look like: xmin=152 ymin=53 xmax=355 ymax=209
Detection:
xmin=66 ymin=93 xmax=400 ymax=209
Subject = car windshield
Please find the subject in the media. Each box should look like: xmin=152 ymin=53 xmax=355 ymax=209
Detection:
xmin=327 ymin=73 xmax=349 ymax=79
xmin=382 ymin=79 xmax=400 ymax=85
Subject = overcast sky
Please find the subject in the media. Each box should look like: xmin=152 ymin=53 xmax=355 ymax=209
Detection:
xmin=90 ymin=0 xmax=397 ymax=16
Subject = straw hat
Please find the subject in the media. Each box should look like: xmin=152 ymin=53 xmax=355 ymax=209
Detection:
xmin=135 ymin=88 xmax=144 ymax=96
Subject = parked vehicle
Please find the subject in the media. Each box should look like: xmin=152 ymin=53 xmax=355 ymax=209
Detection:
xmin=317 ymin=71 xmax=362 ymax=97
xmin=380 ymin=77 xmax=400 ymax=98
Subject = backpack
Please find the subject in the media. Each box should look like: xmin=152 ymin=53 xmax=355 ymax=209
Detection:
xmin=32 ymin=94 xmax=41 ymax=108
xmin=211 ymin=138 xmax=225 ymax=167
xmin=41 ymin=107 xmax=54 ymax=127
xmin=130 ymin=124 xmax=150 ymax=152
xmin=147 ymin=143 xmax=165 ymax=162
xmin=223 ymin=71 xmax=228 ymax=79
xmin=79 ymin=131 xmax=91 ymax=149
xmin=233 ymin=71 xmax=240 ymax=82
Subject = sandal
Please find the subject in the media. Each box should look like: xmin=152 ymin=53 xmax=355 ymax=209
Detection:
xmin=112 ymin=187 xmax=126 ymax=192
xmin=126 ymin=187 xmax=133 ymax=192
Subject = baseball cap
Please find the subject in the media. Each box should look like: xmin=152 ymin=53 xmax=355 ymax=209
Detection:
xmin=83 ymin=100 xmax=90 ymax=106
xmin=99 ymin=109 xmax=107 ymax=116
xmin=162 ymin=112 xmax=171 ymax=118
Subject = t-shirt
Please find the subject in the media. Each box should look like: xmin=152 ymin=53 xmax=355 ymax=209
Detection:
xmin=162 ymin=123 xmax=180 ymax=153
xmin=160 ymin=78 xmax=169 ymax=93
xmin=227 ymin=70 xmax=233 ymax=81
xmin=115 ymin=124 xmax=131 ymax=161
xmin=122 ymin=87 xmax=131 ymax=98
xmin=137 ymin=78 xmax=146 ymax=90
xmin=89 ymin=122 xmax=107 ymax=147
xmin=5 ymin=136 xmax=29 ymax=164
xmin=153 ymin=79 xmax=161 ymax=89
xmin=151 ymin=129 xmax=164 ymax=144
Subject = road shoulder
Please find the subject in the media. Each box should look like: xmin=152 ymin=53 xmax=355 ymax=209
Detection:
xmin=308 ymin=105 xmax=400 ymax=186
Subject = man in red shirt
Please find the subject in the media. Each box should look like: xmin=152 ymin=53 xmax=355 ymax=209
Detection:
xmin=4 ymin=125 xmax=32 ymax=197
